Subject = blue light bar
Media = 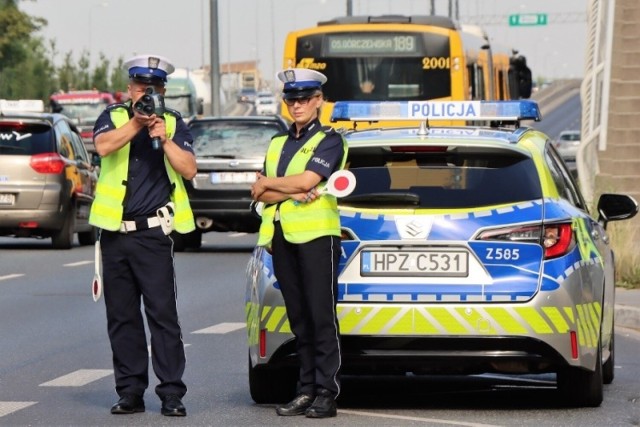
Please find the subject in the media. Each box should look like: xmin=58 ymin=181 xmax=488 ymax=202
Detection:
xmin=330 ymin=100 xmax=542 ymax=123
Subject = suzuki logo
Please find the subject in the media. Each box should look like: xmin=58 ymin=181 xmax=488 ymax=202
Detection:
xmin=405 ymin=220 xmax=424 ymax=237
xmin=395 ymin=216 xmax=433 ymax=240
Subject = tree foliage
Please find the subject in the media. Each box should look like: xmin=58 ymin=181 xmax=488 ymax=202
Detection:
xmin=0 ymin=0 xmax=127 ymax=102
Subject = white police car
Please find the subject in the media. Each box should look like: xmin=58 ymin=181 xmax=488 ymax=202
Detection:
xmin=245 ymin=100 xmax=638 ymax=407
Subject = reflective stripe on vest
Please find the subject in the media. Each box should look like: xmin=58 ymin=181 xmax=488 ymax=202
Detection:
xmin=88 ymin=108 xmax=195 ymax=233
xmin=256 ymin=131 xmax=348 ymax=246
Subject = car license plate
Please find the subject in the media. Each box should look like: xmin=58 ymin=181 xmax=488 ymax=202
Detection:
xmin=210 ymin=172 xmax=256 ymax=184
xmin=361 ymin=249 xmax=469 ymax=277
xmin=0 ymin=193 xmax=15 ymax=205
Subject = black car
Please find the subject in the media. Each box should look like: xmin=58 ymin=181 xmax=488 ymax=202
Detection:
xmin=174 ymin=115 xmax=290 ymax=250
xmin=0 ymin=103 xmax=98 ymax=248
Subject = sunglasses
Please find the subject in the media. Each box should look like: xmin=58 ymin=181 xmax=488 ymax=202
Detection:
xmin=283 ymin=95 xmax=320 ymax=106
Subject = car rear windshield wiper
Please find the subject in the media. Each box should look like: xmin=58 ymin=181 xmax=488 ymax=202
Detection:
xmin=340 ymin=192 xmax=421 ymax=206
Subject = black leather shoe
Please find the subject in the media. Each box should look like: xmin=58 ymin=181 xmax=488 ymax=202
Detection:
xmin=110 ymin=394 xmax=145 ymax=414
xmin=161 ymin=394 xmax=186 ymax=417
xmin=275 ymin=393 xmax=314 ymax=416
xmin=305 ymin=391 xmax=337 ymax=418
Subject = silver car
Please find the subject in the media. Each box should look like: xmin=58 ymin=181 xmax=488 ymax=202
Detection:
xmin=554 ymin=130 xmax=581 ymax=162
xmin=0 ymin=109 xmax=98 ymax=248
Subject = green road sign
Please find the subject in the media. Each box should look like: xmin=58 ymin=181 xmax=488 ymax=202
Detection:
xmin=508 ymin=13 xmax=548 ymax=26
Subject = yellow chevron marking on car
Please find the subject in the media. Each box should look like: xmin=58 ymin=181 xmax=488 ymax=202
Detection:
xmin=390 ymin=308 xmax=416 ymax=334
xmin=574 ymin=218 xmax=603 ymax=266
xmin=427 ymin=308 xmax=468 ymax=334
xmin=576 ymin=305 xmax=593 ymax=347
xmin=581 ymin=303 xmax=598 ymax=346
xmin=257 ymin=304 xmax=599 ymax=350
xmin=541 ymin=307 xmax=570 ymax=333
xmin=483 ymin=307 xmax=528 ymax=334
xmin=245 ymin=302 xmax=259 ymax=345
xmin=264 ymin=306 xmax=287 ymax=332
xmin=415 ymin=308 xmax=445 ymax=334
xmin=514 ymin=307 xmax=554 ymax=334
xmin=563 ymin=307 xmax=575 ymax=324
xmin=359 ymin=306 xmax=405 ymax=334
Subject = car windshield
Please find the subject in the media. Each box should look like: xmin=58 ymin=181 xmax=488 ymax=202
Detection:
xmin=189 ymin=121 xmax=282 ymax=157
xmin=343 ymin=146 xmax=542 ymax=209
xmin=560 ymin=132 xmax=580 ymax=141
xmin=55 ymin=103 xmax=104 ymax=124
xmin=0 ymin=122 xmax=54 ymax=155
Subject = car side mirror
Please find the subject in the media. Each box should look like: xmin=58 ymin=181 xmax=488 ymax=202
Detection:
xmin=597 ymin=193 xmax=639 ymax=228
xmin=91 ymin=152 xmax=101 ymax=168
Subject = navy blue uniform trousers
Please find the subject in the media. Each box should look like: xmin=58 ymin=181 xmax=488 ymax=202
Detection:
xmin=100 ymin=226 xmax=186 ymax=399
xmin=271 ymin=221 xmax=342 ymax=398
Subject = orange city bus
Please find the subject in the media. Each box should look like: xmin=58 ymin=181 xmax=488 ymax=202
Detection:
xmin=281 ymin=15 xmax=529 ymax=128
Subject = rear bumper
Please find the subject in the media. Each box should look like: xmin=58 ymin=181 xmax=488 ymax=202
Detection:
xmin=190 ymin=198 xmax=259 ymax=233
xmin=264 ymin=335 xmax=569 ymax=376
xmin=0 ymin=207 xmax=65 ymax=235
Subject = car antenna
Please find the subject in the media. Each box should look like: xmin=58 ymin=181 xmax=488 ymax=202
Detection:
xmin=418 ymin=119 xmax=429 ymax=136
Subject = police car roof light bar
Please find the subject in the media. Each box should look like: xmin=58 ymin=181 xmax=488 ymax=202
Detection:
xmin=0 ymin=99 xmax=45 ymax=114
xmin=330 ymin=100 xmax=542 ymax=123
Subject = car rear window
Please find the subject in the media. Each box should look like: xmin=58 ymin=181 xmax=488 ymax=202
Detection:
xmin=0 ymin=122 xmax=54 ymax=155
xmin=344 ymin=147 xmax=542 ymax=209
xmin=189 ymin=121 xmax=283 ymax=157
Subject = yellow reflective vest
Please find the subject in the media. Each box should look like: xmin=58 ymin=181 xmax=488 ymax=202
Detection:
xmin=88 ymin=107 xmax=195 ymax=233
xmin=256 ymin=130 xmax=348 ymax=246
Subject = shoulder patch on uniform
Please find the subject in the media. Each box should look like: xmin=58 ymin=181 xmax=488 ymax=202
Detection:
xmin=164 ymin=107 xmax=182 ymax=119
xmin=321 ymin=125 xmax=336 ymax=135
xmin=106 ymin=102 xmax=128 ymax=112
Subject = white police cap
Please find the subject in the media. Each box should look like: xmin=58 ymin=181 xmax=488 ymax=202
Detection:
xmin=123 ymin=54 xmax=175 ymax=85
xmin=276 ymin=68 xmax=327 ymax=100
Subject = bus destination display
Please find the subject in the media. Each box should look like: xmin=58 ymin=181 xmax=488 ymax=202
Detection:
xmin=327 ymin=34 xmax=418 ymax=54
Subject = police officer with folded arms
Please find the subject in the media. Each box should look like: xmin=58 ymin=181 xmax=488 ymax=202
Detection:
xmin=89 ymin=54 xmax=196 ymax=417
xmin=251 ymin=68 xmax=348 ymax=418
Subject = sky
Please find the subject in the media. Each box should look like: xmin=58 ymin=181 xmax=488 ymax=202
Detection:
xmin=18 ymin=0 xmax=588 ymax=88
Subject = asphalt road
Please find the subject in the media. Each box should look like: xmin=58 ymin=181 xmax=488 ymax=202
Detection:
xmin=1 ymin=234 xmax=640 ymax=426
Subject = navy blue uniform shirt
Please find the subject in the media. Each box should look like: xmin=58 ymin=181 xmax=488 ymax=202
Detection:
xmin=273 ymin=118 xmax=344 ymax=179
xmin=93 ymin=104 xmax=194 ymax=220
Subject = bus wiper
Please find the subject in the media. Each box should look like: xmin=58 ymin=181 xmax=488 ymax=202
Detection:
xmin=340 ymin=192 xmax=420 ymax=205
xmin=196 ymin=154 xmax=236 ymax=159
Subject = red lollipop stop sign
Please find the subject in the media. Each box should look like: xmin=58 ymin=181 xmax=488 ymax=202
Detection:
xmin=323 ymin=169 xmax=356 ymax=198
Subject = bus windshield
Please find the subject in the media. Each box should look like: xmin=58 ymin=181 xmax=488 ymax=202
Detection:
xmin=295 ymin=32 xmax=452 ymax=102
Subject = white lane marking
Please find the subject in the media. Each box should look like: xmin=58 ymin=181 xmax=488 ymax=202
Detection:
xmin=0 ymin=274 xmax=24 ymax=281
xmin=339 ymin=409 xmax=501 ymax=426
xmin=0 ymin=402 xmax=37 ymax=417
xmin=39 ymin=369 xmax=112 ymax=387
xmin=64 ymin=260 xmax=93 ymax=267
xmin=229 ymin=232 xmax=247 ymax=237
xmin=617 ymin=326 xmax=640 ymax=342
xmin=192 ymin=322 xmax=246 ymax=334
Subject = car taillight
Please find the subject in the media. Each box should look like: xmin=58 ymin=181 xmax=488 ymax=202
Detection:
xmin=477 ymin=223 xmax=574 ymax=259
xmin=30 ymin=152 xmax=66 ymax=174
xmin=542 ymin=223 xmax=574 ymax=259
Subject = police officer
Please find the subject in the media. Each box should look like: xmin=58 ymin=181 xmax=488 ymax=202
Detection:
xmin=251 ymin=68 xmax=348 ymax=419
xmin=89 ymin=54 xmax=196 ymax=417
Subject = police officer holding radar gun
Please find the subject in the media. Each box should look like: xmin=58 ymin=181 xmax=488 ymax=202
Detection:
xmin=251 ymin=68 xmax=348 ymax=418
xmin=89 ymin=54 xmax=196 ymax=417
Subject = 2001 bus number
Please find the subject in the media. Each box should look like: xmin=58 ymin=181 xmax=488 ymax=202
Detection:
xmin=422 ymin=57 xmax=451 ymax=70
